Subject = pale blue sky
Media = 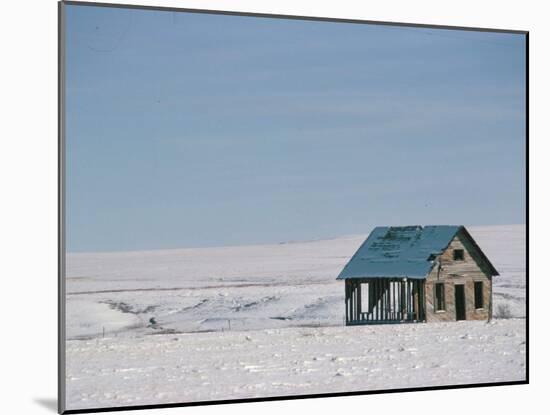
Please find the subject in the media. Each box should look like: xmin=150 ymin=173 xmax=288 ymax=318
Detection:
xmin=65 ymin=4 xmax=526 ymax=252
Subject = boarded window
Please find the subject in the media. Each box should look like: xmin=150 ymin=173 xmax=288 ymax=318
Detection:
xmin=453 ymin=249 xmax=464 ymax=260
xmin=435 ymin=283 xmax=445 ymax=311
xmin=474 ymin=281 xmax=484 ymax=309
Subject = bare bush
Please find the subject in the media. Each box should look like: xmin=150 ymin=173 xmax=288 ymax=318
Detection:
xmin=495 ymin=303 xmax=512 ymax=319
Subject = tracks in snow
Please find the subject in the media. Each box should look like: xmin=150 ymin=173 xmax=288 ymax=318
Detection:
xmin=67 ymin=280 xmax=337 ymax=296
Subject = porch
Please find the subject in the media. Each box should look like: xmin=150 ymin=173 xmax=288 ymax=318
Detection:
xmin=344 ymin=278 xmax=426 ymax=325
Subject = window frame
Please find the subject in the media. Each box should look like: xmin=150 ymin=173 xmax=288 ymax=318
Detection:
xmin=474 ymin=281 xmax=484 ymax=309
xmin=434 ymin=282 xmax=446 ymax=312
xmin=453 ymin=249 xmax=465 ymax=261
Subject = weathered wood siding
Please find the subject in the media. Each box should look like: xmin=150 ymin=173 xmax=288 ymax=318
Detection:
xmin=425 ymin=230 xmax=492 ymax=322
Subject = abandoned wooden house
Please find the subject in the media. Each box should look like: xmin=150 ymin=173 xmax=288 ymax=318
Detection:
xmin=337 ymin=225 xmax=499 ymax=325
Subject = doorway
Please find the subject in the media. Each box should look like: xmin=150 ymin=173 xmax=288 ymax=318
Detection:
xmin=454 ymin=284 xmax=466 ymax=320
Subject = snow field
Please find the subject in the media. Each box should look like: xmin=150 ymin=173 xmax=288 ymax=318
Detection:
xmin=66 ymin=319 xmax=526 ymax=410
xmin=64 ymin=224 xmax=526 ymax=409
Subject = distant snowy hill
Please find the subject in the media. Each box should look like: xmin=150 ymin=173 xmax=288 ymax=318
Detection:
xmin=66 ymin=224 xmax=526 ymax=339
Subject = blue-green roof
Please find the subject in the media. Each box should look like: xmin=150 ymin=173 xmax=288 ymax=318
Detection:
xmin=336 ymin=225 xmax=462 ymax=280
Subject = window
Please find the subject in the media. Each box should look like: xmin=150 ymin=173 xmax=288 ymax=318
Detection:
xmin=435 ymin=283 xmax=445 ymax=311
xmin=474 ymin=281 xmax=484 ymax=309
xmin=453 ymin=249 xmax=464 ymax=261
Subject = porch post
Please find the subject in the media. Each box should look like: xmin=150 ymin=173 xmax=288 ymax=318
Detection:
xmin=344 ymin=280 xmax=349 ymax=326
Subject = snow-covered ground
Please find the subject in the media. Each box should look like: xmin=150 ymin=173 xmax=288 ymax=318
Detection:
xmin=66 ymin=320 xmax=525 ymax=410
xmin=65 ymin=224 xmax=526 ymax=410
